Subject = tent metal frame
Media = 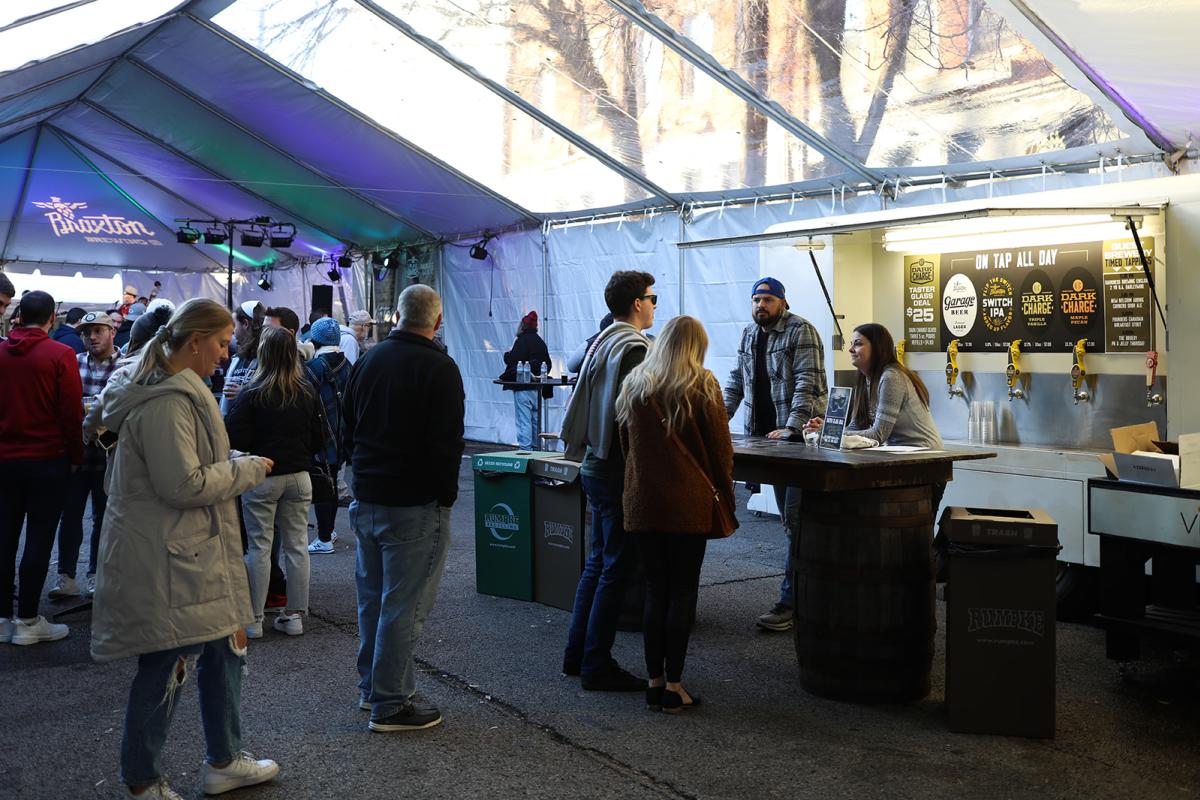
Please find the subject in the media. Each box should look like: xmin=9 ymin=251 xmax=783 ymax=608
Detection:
xmin=0 ymin=0 xmax=101 ymax=34
xmin=0 ymin=57 xmax=118 ymax=108
xmin=355 ymin=0 xmax=681 ymax=209
xmin=183 ymin=12 xmax=541 ymax=229
xmin=123 ymin=53 xmax=436 ymax=240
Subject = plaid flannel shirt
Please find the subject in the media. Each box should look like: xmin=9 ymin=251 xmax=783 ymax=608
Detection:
xmin=724 ymin=312 xmax=828 ymax=435
xmin=79 ymin=350 xmax=120 ymax=471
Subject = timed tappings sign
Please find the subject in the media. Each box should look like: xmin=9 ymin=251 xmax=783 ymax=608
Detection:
xmin=903 ymin=238 xmax=1155 ymax=354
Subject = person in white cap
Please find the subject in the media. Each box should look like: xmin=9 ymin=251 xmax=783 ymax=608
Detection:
xmin=347 ymin=310 xmax=374 ymax=357
xmin=221 ymin=301 xmax=265 ymax=416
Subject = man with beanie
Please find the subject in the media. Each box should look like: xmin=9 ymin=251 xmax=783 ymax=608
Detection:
xmin=500 ymin=310 xmax=551 ymax=449
xmin=0 ymin=290 xmax=82 ymax=645
xmin=304 ymin=317 xmax=350 ymax=553
xmin=126 ymin=299 xmax=175 ymax=357
xmin=724 ymin=277 xmax=827 ymax=632
xmin=52 ymin=307 xmax=87 ymax=354
xmin=114 ymin=302 xmax=143 ymax=350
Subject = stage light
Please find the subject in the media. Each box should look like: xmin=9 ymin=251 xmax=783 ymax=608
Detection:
xmin=337 ymin=253 xmax=353 ymax=270
xmin=269 ymin=224 xmax=295 ymax=248
xmin=203 ymin=227 xmax=227 ymax=245
xmin=257 ymin=271 xmax=272 ymax=291
xmin=469 ymin=240 xmax=488 ymax=260
xmin=371 ymin=252 xmax=385 ymax=268
xmin=240 ymin=227 xmax=265 ymax=247
xmin=176 ymin=226 xmax=200 ymax=244
xmin=327 ymin=259 xmax=342 ymax=283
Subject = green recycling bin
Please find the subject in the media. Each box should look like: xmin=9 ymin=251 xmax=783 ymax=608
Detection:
xmin=472 ymin=450 xmax=557 ymax=601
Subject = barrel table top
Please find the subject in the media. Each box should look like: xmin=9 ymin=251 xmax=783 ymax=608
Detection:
xmin=731 ymin=434 xmax=995 ymax=492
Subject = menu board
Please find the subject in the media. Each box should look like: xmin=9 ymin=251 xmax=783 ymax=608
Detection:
xmin=903 ymin=237 xmax=1155 ymax=353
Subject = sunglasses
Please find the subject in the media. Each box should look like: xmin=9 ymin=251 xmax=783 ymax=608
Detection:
xmin=640 ymin=294 xmax=658 ymax=306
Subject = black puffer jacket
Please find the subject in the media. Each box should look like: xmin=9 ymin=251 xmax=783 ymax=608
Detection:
xmin=499 ymin=330 xmax=551 ymax=390
xmin=225 ymin=385 xmax=323 ymax=476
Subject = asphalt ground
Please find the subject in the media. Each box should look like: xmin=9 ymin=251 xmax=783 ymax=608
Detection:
xmin=2 ymin=443 xmax=1198 ymax=799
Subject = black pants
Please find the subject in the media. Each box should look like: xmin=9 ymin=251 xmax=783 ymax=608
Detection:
xmin=314 ymin=500 xmax=337 ymax=542
xmin=56 ymin=467 xmax=107 ymax=578
xmin=640 ymin=532 xmax=707 ymax=683
xmin=0 ymin=459 xmax=70 ymax=618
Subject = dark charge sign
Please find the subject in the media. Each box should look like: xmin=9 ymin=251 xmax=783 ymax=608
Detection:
xmin=903 ymin=238 xmax=1154 ymax=353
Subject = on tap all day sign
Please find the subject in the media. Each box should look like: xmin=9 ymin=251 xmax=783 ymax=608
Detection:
xmin=903 ymin=238 xmax=1155 ymax=353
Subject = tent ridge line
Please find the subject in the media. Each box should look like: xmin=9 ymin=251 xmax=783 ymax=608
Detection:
xmin=0 ymin=0 xmax=99 ymax=36
xmin=0 ymin=100 xmax=74 ymax=132
xmin=78 ymin=97 xmax=356 ymax=256
xmin=122 ymin=53 xmax=436 ymax=241
xmin=0 ymin=124 xmax=42 ymax=262
xmin=605 ymin=0 xmax=885 ymax=188
xmin=0 ymin=56 xmax=120 ymax=107
xmin=355 ymin=0 xmax=679 ymax=209
xmin=181 ymin=12 xmax=541 ymax=230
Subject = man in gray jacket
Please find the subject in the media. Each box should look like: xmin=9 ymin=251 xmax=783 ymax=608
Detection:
xmin=724 ymin=277 xmax=827 ymax=631
xmin=560 ymin=270 xmax=655 ymax=691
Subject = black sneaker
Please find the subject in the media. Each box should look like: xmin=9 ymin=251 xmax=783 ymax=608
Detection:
xmin=562 ymin=657 xmax=581 ymax=677
xmin=757 ymin=603 xmax=794 ymax=632
xmin=368 ymin=701 xmax=443 ymax=732
xmin=581 ymin=663 xmax=645 ymax=692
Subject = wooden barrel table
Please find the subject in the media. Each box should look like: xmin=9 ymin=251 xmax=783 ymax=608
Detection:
xmin=793 ymin=485 xmax=936 ymax=703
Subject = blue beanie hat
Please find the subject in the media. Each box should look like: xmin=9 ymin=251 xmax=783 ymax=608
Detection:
xmin=752 ymin=277 xmax=786 ymax=300
xmin=310 ymin=317 xmax=341 ymax=347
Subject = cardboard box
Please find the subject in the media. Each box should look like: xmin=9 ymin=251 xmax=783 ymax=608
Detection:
xmin=529 ymin=456 xmax=588 ymax=611
xmin=941 ymin=506 xmax=1058 ymax=738
xmin=1097 ymin=424 xmax=1200 ymax=489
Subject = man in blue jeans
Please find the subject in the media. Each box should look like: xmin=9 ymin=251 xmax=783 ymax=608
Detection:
xmin=342 ymin=284 xmax=464 ymax=732
xmin=559 ymin=270 xmax=656 ymax=691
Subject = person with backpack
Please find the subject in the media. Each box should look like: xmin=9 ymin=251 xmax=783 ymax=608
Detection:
xmin=304 ymin=317 xmax=350 ymax=554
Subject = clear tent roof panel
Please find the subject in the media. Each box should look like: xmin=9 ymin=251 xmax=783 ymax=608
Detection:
xmin=131 ymin=16 xmax=528 ymax=237
xmin=373 ymin=0 xmax=843 ymax=195
xmin=88 ymin=60 xmax=417 ymax=246
xmin=53 ymin=103 xmax=347 ymax=258
xmin=668 ymin=0 xmax=1131 ymax=170
xmin=0 ymin=0 xmax=183 ymax=74
xmin=212 ymin=0 xmax=652 ymax=213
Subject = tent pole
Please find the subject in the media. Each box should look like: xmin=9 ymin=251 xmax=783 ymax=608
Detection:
xmin=225 ymin=221 xmax=234 ymax=310
xmin=678 ymin=210 xmax=686 ymax=314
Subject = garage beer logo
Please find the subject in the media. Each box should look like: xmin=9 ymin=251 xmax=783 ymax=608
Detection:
xmin=908 ymin=258 xmax=935 ymax=285
xmin=966 ymin=607 xmax=1045 ymax=637
xmin=484 ymin=503 xmax=519 ymax=543
xmin=980 ymin=276 xmax=1014 ymax=333
xmin=942 ymin=273 xmax=977 ymax=337
xmin=33 ymin=196 xmax=159 ymax=246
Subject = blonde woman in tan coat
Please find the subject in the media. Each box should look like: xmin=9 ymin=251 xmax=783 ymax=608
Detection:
xmin=93 ymin=298 xmax=280 ymax=800
xmin=617 ymin=315 xmax=737 ymax=714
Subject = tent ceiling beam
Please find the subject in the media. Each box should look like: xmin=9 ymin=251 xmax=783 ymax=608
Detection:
xmin=1 ymin=100 xmax=74 ymax=132
xmin=0 ymin=0 xmax=100 ymax=34
xmin=46 ymin=122 xmax=294 ymax=269
xmin=123 ymin=54 xmax=437 ymax=241
xmin=355 ymin=0 xmax=681 ymax=209
xmin=78 ymin=98 xmax=353 ymax=256
xmin=0 ymin=57 xmax=118 ymax=107
xmin=182 ymin=12 xmax=542 ymax=230
xmin=605 ymin=0 xmax=886 ymax=189
xmin=997 ymin=0 xmax=1172 ymax=155
xmin=0 ymin=125 xmax=42 ymax=263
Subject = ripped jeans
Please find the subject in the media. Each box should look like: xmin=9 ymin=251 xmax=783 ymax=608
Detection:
xmin=120 ymin=637 xmax=244 ymax=786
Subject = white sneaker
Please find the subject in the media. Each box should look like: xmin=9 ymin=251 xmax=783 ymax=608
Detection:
xmin=273 ymin=612 xmax=303 ymax=636
xmin=245 ymin=621 xmax=263 ymax=639
xmin=0 ymin=618 xmax=11 ymax=644
xmin=126 ymin=779 xmax=184 ymax=799
xmin=200 ymin=751 xmax=280 ymax=795
xmin=11 ymin=616 xmax=69 ymax=645
xmin=47 ymin=574 xmax=81 ymax=599
xmin=85 ymin=575 xmax=96 ymax=597
xmin=307 ymin=538 xmax=334 ymax=554
xmin=330 ymin=530 xmax=339 ymax=544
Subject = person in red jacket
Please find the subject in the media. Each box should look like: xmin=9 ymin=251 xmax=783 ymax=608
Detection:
xmin=0 ymin=290 xmax=84 ymax=646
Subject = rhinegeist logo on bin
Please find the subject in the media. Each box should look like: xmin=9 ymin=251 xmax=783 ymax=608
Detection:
xmin=966 ymin=607 xmax=1045 ymax=637
xmin=543 ymin=520 xmax=574 ymax=548
xmin=484 ymin=503 xmax=519 ymax=544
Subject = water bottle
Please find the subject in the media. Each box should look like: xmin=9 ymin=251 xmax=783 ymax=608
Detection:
xmin=518 ymin=361 xmax=528 ymax=382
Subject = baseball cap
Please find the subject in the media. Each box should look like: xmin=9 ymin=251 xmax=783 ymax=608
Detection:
xmin=751 ymin=277 xmax=786 ymax=300
xmin=348 ymin=310 xmax=373 ymax=326
xmin=238 ymin=300 xmax=264 ymax=321
xmin=123 ymin=284 xmax=137 ymax=297
xmin=77 ymin=311 xmax=117 ymax=330
xmin=125 ymin=302 xmax=147 ymax=321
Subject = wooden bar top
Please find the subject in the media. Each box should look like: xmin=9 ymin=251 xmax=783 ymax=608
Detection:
xmin=731 ymin=434 xmax=995 ymax=492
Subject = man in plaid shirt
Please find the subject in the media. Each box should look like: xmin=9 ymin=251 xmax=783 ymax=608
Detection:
xmin=48 ymin=311 xmax=121 ymax=599
xmin=724 ymin=277 xmax=828 ymax=632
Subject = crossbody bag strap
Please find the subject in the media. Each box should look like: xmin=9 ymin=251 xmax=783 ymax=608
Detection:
xmin=651 ymin=398 xmax=718 ymax=496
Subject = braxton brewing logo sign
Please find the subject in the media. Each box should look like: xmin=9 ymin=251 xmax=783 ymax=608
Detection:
xmin=966 ymin=607 xmax=1045 ymax=637
xmin=908 ymin=258 xmax=935 ymax=285
xmin=32 ymin=196 xmax=159 ymax=245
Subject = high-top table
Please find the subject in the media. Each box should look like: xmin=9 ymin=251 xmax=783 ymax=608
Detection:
xmin=731 ymin=434 xmax=994 ymax=703
xmin=493 ymin=378 xmax=575 ymax=444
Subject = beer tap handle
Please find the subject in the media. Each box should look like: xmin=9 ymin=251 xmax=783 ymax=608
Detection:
xmin=1145 ymin=350 xmax=1158 ymax=388
xmin=896 ymin=339 xmax=906 ymax=368
xmin=1071 ymin=340 xmax=1087 ymax=390
xmin=946 ymin=339 xmax=960 ymax=387
xmin=1006 ymin=339 xmax=1023 ymax=400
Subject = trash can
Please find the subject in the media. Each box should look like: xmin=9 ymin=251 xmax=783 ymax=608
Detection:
xmin=940 ymin=506 xmax=1060 ymax=738
xmin=530 ymin=456 xmax=587 ymax=611
xmin=472 ymin=450 xmax=557 ymax=601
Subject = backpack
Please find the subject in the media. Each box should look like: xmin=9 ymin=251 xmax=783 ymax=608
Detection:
xmin=308 ymin=353 xmax=349 ymax=464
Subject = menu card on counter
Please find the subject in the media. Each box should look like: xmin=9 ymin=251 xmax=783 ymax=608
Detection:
xmin=820 ymin=386 xmax=853 ymax=449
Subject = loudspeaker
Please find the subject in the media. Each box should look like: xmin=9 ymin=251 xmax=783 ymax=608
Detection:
xmin=311 ymin=285 xmax=333 ymax=316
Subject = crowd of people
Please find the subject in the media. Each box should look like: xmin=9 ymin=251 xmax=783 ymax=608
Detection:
xmin=0 ymin=265 xmax=942 ymax=797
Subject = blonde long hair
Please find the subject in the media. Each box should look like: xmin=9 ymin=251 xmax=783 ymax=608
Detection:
xmin=131 ymin=297 xmax=232 ymax=385
xmin=244 ymin=325 xmax=312 ymax=409
xmin=617 ymin=315 xmax=717 ymax=435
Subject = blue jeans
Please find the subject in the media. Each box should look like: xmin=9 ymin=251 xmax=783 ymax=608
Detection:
xmin=56 ymin=467 xmax=107 ymax=578
xmin=121 ymin=637 xmax=243 ymax=786
xmin=351 ymin=500 xmax=450 ymax=719
xmin=564 ymin=475 xmax=633 ymax=677
xmin=772 ymin=484 xmax=802 ymax=608
xmin=513 ymin=389 xmax=539 ymax=449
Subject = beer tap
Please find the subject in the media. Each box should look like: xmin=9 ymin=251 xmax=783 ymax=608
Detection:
xmin=1006 ymin=339 xmax=1024 ymax=401
xmin=896 ymin=338 xmax=906 ymax=368
xmin=1071 ymin=339 xmax=1089 ymax=404
xmin=1145 ymin=351 xmax=1163 ymax=406
xmin=946 ymin=339 xmax=964 ymax=398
